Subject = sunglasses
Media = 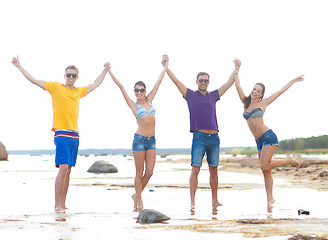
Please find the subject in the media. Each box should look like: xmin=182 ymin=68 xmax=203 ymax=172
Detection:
xmin=66 ymin=73 xmax=78 ymax=78
xmin=134 ymin=88 xmax=145 ymax=93
xmin=198 ymin=79 xmax=209 ymax=83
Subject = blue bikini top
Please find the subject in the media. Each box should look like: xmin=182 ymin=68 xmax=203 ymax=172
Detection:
xmin=243 ymin=108 xmax=263 ymax=120
xmin=136 ymin=101 xmax=156 ymax=119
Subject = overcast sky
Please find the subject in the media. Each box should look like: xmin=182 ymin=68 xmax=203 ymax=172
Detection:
xmin=1 ymin=0 xmax=327 ymax=150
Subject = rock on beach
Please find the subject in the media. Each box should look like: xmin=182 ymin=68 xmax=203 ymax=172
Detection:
xmin=137 ymin=209 xmax=170 ymax=224
xmin=0 ymin=141 xmax=8 ymax=161
xmin=87 ymin=160 xmax=118 ymax=174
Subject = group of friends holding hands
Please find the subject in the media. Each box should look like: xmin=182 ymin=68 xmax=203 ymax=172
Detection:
xmin=12 ymin=54 xmax=304 ymax=213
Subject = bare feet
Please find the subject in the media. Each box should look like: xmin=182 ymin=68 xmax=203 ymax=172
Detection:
xmin=131 ymin=194 xmax=137 ymax=209
xmin=267 ymin=204 xmax=273 ymax=213
xmin=190 ymin=203 xmax=195 ymax=215
xmin=190 ymin=203 xmax=195 ymax=210
xmin=55 ymin=204 xmax=68 ymax=212
xmin=212 ymin=207 xmax=218 ymax=215
xmin=212 ymin=201 xmax=223 ymax=208
xmin=134 ymin=202 xmax=144 ymax=212
xmin=267 ymin=198 xmax=275 ymax=211
xmin=288 ymin=155 xmax=300 ymax=167
xmin=132 ymin=194 xmax=143 ymax=212
xmin=55 ymin=206 xmax=65 ymax=212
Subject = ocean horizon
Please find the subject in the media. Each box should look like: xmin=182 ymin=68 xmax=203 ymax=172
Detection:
xmin=7 ymin=146 xmax=256 ymax=156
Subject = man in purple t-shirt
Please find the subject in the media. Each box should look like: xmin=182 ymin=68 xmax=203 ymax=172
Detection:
xmin=162 ymin=56 xmax=240 ymax=212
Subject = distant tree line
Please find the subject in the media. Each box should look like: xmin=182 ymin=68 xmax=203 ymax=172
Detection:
xmin=279 ymin=135 xmax=328 ymax=151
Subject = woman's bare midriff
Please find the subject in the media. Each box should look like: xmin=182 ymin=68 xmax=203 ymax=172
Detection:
xmin=247 ymin=118 xmax=270 ymax=139
xmin=136 ymin=115 xmax=156 ymax=136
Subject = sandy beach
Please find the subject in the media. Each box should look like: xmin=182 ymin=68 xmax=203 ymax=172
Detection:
xmin=1 ymin=153 xmax=328 ymax=240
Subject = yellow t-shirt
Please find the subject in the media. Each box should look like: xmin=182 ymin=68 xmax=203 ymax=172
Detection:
xmin=45 ymin=82 xmax=87 ymax=132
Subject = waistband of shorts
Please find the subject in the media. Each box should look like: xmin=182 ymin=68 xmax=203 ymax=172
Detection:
xmin=54 ymin=129 xmax=79 ymax=139
xmin=256 ymin=129 xmax=273 ymax=141
xmin=193 ymin=130 xmax=218 ymax=137
xmin=134 ymin=133 xmax=155 ymax=140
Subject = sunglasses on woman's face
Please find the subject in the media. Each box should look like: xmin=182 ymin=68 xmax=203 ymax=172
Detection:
xmin=66 ymin=73 xmax=78 ymax=78
xmin=134 ymin=88 xmax=145 ymax=93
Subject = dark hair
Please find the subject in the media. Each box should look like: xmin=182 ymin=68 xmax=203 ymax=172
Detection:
xmin=243 ymin=83 xmax=265 ymax=109
xmin=65 ymin=65 xmax=79 ymax=74
xmin=196 ymin=72 xmax=210 ymax=80
xmin=134 ymin=81 xmax=146 ymax=89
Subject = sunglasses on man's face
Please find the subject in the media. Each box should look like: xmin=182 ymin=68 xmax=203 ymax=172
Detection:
xmin=134 ymin=88 xmax=145 ymax=93
xmin=198 ymin=79 xmax=209 ymax=83
xmin=66 ymin=73 xmax=78 ymax=78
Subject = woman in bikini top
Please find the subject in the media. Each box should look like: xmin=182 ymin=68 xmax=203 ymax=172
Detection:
xmin=107 ymin=55 xmax=169 ymax=212
xmin=136 ymin=101 xmax=156 ymax=119
xmin=243 ymin=107 xmax=263 ymax=120
xmin=233 ymin=58 xmax=304 ymax=211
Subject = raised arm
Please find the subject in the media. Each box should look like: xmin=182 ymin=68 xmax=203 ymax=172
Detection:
xmin=12 ymin=56 xmax=45 ymax=89
xmin=233 ymin=58 xmax=246 ymax=103
xmin=162 ymin=56 xmax=187 ymax=98
xmin=146 ymin=55 xmax=169 ymax=102
xmin=263 ymin=75 xmax=304 ymax=106
xmin=107 ymin=64 xmax=137 ymax=114
xmin=218 ymin=58 xmax=240 ymax=97
xmin=86 ymin=62 xmax=109 ymax=94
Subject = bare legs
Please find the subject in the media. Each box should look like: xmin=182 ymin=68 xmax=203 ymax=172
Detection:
xmin=189 ymin=166 xmax=200 ymax=210
xmin=132 ymin=150 xmax=156 ymax=211
xmin=189 ymin=166 xmax=222 ymax=211
xmin=259 ymin=145 xmax=300 ymax=209
xmin=209 ymin=166 xmax=222 ymax=208
xmin=55 ymin=164 xmax=71 ymax=211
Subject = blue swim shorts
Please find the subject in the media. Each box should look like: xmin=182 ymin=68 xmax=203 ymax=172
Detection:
xmin=191 ymin=131 xmax=220 ymax=167
xmin=255 ymin=129 xmax=279 ymax=152
xmin=132 ymin=133 xmax=156 ymax=152
xmin=54 ymin=137 xmax=79 ymax=167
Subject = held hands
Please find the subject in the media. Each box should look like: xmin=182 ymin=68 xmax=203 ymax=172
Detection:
xmin=233 ymin=58 xmax=241 ymax=79
xmin=162 ymin=54 xmax=169 ymax=67
xmin=12 ymin=55 xmax=20 ymax=68
xmin=104 ymin=61 xmax=110 ymax=71
xmin=233 ymin=58 xmax=241 ymax=69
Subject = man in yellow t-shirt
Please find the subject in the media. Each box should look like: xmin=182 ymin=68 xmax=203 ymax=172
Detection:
xmin=12 ymin=56 xmax=110 ymax=212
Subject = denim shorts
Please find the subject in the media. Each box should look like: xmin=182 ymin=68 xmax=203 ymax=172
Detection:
xmin=191 ymin=131 xmax=220 ymax=167
xmin=132 ymin=133 xmax=156 ymax=151
xmin=54 ymin=137 xmax=79 ymax=167
xmin=255 ymin=129 xmax=279 ymax=152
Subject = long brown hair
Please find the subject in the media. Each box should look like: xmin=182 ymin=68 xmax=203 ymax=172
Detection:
xmin=243 ymin=83 xmax=265 ymax=109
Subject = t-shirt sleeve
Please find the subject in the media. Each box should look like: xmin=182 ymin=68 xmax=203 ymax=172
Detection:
xmin=212 ymin=89 xmax=220 ymax=101
xmin=184 ymin=88 xmax=193 ymax=100
xmin=79 ymin=87 xmax=87 ymax=98
xmin=44 ymin=81 xmax=57 ymax=93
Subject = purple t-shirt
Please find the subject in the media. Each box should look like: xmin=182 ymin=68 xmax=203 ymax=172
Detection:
xmin=184 ymin=88 xmax=220 ymax=132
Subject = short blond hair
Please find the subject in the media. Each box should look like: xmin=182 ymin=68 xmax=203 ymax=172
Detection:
xmin=65 ymin=65 xmax=79 ymax=74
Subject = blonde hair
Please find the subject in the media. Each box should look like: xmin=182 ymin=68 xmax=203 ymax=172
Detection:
xmin=65 ymin=65 xmax=79 ymax=74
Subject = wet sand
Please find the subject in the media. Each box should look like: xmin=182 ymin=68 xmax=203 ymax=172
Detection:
xmin=219 ymin=155 xmax=328 ymax=191
xmin=1 ymin=154 xmax=328 ymax=239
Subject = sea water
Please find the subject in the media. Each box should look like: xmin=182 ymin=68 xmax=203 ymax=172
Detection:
xmin=0 ymin=154 xmax=327 ymax=240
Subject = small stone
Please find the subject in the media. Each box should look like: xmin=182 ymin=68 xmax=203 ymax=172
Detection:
xmin=137 ymin=209 xmax=170 ymax=224
xmin=319 ymin=171 xmax=328 ymax=177
xmin=87 ymin=160 xmax=118 ymax=174
xmin=298 ymin=209 xmax=310 ymax=215
xmin=0 ymin=141 xmax=8 ymax=161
